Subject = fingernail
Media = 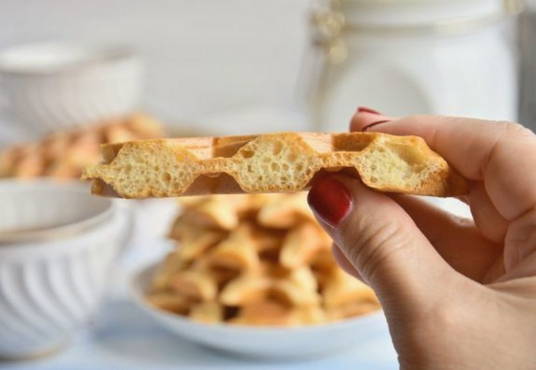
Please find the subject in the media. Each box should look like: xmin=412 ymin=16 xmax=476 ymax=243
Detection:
xmin=362 ymin=119 xmax=390 ymax=131
xmin=357 ymin=106 xmax=381 ymax=115
xmin=308 ymin=175 xmax=352 ymax=228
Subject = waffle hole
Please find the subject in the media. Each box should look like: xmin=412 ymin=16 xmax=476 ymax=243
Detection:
xmin=162 ymin=172 xmax=171 ymax=182
xmin=287 ymin=153 xmax=297 ymax=162
xmin=242 ymin=149 xmax=254 ymax=158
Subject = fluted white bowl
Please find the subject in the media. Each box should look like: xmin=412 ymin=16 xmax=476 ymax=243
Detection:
xmin=0 ymin=42 xmax=142 ymax=135
xmin=131 ymin=263 xmax=388 ymax=359
xmin=0 ymin=180 xmax=131 ymax=359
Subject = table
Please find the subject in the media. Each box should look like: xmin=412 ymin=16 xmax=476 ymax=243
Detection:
xmin=0 ymin=235 xmax=399 ymax=370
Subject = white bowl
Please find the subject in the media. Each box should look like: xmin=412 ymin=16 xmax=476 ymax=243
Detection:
xmin=0 ymin=42 xmax=142 ymax=135
xmin=0 ymin=180 xmax=131 ymax=359
xmin=130 ymin=263 xmax=388 ymax=359
xmin=129 ymin=199 xmax=180 ymax=241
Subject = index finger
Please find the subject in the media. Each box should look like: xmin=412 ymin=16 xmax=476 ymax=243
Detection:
xmin=351 ymin=113 xmax=536 ymax=221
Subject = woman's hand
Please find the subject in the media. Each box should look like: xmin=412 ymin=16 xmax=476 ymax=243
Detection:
xmin=307 ymin=111 xmax=536 ymax=370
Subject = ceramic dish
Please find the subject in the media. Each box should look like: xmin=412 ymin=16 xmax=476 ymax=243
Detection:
xmin=130 ymin=263 xmax=388 ymax=359
xmin=0 ymin=179 xmax=131 ymax=359
xmin=0 ymin=42 xmax=142 ymax=135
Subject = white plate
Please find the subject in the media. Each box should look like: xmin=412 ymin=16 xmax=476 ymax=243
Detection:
xmin=130 ymin=263 xmax=388 ymax=359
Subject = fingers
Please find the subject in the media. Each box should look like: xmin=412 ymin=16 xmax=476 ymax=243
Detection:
xmin=503 ymin=207 xmax=536 ymax=274
xmin=392 ymin=195 xmax=466 ymax=245
xmin=307 ymin=173 xmax=458 ymax=307
xmin=467 ymin=183 xmax=508 ymax=243
xmin=351 ymin=111 xmax=536 ymax=221
xmin=393 ymin=195 xmax=504 ymax=282
xmin=450 ymin=184 xmax=508 ymax=243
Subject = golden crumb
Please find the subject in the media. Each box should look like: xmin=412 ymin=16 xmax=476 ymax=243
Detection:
xmin=83 ymin=132 xmax=468 ymax=198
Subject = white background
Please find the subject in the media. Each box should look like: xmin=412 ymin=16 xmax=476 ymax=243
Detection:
xmin=0 ymin=0 xmax=311 ymax=133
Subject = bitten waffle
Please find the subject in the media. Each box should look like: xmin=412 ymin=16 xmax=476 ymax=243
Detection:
xmin=146 ymin=193 xmax=380 ymax=327
xmin=82 ymin=132 xmax=468 ymax=198
xmin=0 ymin=113 xmax=164 ymax=180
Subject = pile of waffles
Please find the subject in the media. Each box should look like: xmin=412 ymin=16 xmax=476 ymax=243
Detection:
xmin=147 ymin=193 xmax=380 ymax=326
xmin=0 ymin=113 xmax=164 ymax=179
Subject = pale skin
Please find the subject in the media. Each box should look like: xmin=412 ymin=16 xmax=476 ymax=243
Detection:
xmin=310 ymin=113 xmax=536 ymax=369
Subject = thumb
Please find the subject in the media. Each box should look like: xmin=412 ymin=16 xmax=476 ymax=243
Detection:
xmin=307 ymin=173 xmax=456 ymax=311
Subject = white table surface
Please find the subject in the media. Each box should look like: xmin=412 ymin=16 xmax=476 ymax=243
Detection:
xmin=0 ymin=229 xmax=400 ymax=370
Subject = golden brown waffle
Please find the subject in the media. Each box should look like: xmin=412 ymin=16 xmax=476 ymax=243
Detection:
xmin=0 ymin=113 xmax=164 ymax=180
xmin=83 ymin=131 xmax=468 ymax=198
xmin=146 ymin=193 xmax=381 ymax=327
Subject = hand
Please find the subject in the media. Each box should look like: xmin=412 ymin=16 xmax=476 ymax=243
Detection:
xmin=307 ymin=111 xmax=536 ymax=370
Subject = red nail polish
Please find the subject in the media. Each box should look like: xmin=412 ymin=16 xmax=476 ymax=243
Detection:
xmin=357 ymin=106 xmax=381 ymax=115
xmin=362 ymin=119 xmax=390 ymax=131
xmin=308 ymin=175 xmax=352 ymax=228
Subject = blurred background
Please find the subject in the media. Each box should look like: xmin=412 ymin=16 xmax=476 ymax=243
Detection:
xmin=0 ymin=0 xmax=533 ymax=369
xmin=1 ymin=0 xmax=533 ymax=140
xmin=0 ymin=0 xmax=312 ymax=139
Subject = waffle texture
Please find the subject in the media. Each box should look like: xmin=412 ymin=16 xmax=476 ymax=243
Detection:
xmin=82 ymin=132 xmax=468 ymax=198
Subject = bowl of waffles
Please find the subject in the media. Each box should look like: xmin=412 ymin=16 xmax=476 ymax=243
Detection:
xmin=0 ymin=113 xmax=179 ymax=240
xmin=130 ymin=193 xmax=387 ymax=358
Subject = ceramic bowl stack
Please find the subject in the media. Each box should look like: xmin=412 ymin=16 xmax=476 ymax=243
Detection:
xmin=0 ymin=43 xmax=142 ymax=136
xmin=0 ymin=180 xmax=131 ymax=359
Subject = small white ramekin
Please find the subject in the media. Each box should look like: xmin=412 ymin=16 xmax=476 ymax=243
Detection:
xmin=0 ymin=42 xmax=142 ymax=135
xmin=0 ymin=180 xmax=131 ymax=359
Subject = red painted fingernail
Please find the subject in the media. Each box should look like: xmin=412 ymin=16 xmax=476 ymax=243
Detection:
xmin=308 ymin=175 xmax=352 ymax=228
xmin=362 ymin=119 xmax=390 ymax=131
xmin=357 ymin=106 xmax=381 ymax=115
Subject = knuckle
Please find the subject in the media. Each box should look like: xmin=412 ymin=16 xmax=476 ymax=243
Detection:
xmin=405 ymin=114 xmax=431 ymax=125
xmin=498 ymin=121 xmax=534 ymax=138
xmin=343 ymin=220 xmax=409 ymax=279
xmin=506 ymin=207 xmax=536 ymax=250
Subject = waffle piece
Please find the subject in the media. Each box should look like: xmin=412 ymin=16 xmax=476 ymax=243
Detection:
xmin=229 ymin=300 xmax=295 ymax=326
xmin=149 ymin=250 xmax=187 ymax=291
xmin=0 ymin=113 xmax=164 ymax=180
xmin=189 ymin=301 xmax=223 ymax=324
xmin=230 ymin=301 xmax=325 ymax=327
xmin=169 ymin=270 xmax=218 ymax=302
xmin=220 ymin=275 xmax=271 ymax=305
xmin=219 ymin=266 xmax=320 ymax=307
xmin=146 ymin=293 xmax=190 ymax=315
xmin=257 ymin=192 xmax=314 ymax=228
xmin=322 ymin=268 xmax=380 ymax=320
xmin=206 ymin=224 xmax=261 ymax=272
xmin=83 ymin=132 xmax=468 ymax=198
xmin=168 ymin=219 xmax=225 ymax=262
xmin=271 ymin=266 xmax=320 ymax=306
xmin=280 ymin=222 xmax=331 ymax=268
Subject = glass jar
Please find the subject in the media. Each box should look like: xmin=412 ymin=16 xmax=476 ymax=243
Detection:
xmin=300 ymin=0 xmax=522 ymax=131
